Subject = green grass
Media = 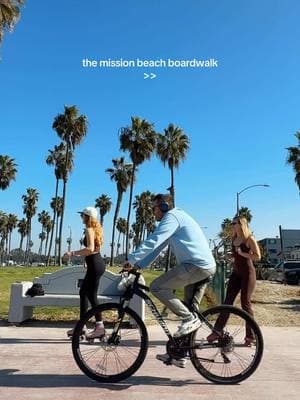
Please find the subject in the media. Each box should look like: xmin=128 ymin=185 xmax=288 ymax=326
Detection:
xmin=0 ymin=266 xmax=213 ymax=322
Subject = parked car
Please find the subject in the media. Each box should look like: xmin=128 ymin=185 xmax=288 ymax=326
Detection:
xmin=274 ymin=261 xmax=300 ymax=285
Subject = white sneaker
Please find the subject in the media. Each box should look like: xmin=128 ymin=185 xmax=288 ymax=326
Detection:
xmin=85 ymin=323 xmax=105 ymax=339
xmin=156 ymin=353 xmax=187 ymax=368
xmin=174 ymin=315 xmax=201 ymax=337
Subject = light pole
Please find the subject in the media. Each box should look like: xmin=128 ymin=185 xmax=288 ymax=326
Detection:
xmin=236 ymin=184 xmax=270 ymax=215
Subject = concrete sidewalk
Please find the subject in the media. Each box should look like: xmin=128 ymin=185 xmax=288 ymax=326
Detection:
xmin=0 ymin=323 xmax=299 ymax=400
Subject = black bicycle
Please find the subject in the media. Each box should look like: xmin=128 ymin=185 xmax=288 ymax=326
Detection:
xmin=72 ymin=270 xmax=263 ymax=384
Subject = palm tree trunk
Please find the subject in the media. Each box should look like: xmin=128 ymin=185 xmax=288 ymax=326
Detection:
xmin=26 ymin=218 xmax=32 ymax=265
xmin=8 ymin=231 xmax=12 ymax=258
xmin=116 ymin=231 xmax=121 ymax=257
xmin=110 ymin=192 xmax=123 ymax=266
xmin=23 ymin=220 xmax=29 ymax=264
xmin=38 ymin=235 xmax=43 ymax=256
xmin=170 ymin=165 xmax=175 ymax=205
xmin=44 ymin=232 xmax=49 ymax=258
xmin=19 ymin=234 xmax=24 ymax=251
xmin=54 ymin=213 xmax=60 ymax=265
xmin=5 ymin=234 xmax=8 ymax=259
xmin=138 ymin=222 xmax=144 ymax=246
xmin=125 ymin=163 xmax=136 ymax=259
xmin=58 ymin=178 xmax=67 ymax=266
xmin=23 ymin=230 xmax=28 ymax=264
xmin=58 ymin=141 xmax=71 ymax=267
xmin=47 ymin=178 xmax=59 ymax=266
xmin=100 ymin=214 xmax=104 ymax=226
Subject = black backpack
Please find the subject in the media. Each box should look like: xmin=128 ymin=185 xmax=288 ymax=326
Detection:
xmin=25 ymin=283 xmax=45 ymax=297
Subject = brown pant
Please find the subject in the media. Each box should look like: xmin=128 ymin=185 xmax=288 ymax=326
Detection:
xmin=215 ymin=266 xmax=256 ymax=338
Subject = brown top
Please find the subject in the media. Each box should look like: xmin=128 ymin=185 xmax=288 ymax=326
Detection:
xmin=232 ymin=240 xmax=254 ymax=270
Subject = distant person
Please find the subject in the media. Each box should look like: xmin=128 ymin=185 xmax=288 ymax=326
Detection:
xmin=123 ymin=193 xmax=216 ymax=368
xmin=63 ymin=207 xmax=105 ymax=339
xmin=207 ymin=216 xmax=261 ymax=345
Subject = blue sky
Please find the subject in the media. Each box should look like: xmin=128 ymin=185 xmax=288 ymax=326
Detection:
xmin=1 ymin=0 xmax=299 ymax=255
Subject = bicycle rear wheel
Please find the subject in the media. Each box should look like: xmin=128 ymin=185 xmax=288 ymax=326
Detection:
xmin=72 ymin=303 xmax=148 ymax=383
xmin=189 ymin=305 xmax=263 ymax=384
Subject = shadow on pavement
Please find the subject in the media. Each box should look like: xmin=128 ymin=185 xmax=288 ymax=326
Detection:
xmin=0 ymin=337 xmax=168 ymax=347
xmin=0 ymin=338 xmax=71 ymax=344
xmin=0 ymin=369 xmax=211 ymax=389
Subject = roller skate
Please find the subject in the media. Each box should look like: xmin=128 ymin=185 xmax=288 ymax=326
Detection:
xmin=85 ymin=321 xmax=106 ymax=343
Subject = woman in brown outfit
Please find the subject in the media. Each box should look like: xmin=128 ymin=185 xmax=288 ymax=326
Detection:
xmin=207 ymin=216 xmax=261 ymax=345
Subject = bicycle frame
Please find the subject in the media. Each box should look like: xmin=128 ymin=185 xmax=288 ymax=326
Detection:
xmin=122 ymin=283 xmax=174 ymax=340
xmin=120 ymin=273 xmax=217 ymax=345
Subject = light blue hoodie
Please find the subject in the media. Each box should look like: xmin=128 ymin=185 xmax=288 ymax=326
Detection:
xmin=128 ymin=207 xmax=216 ymax=270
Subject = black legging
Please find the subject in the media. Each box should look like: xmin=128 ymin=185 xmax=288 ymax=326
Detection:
xmin=79 ymin=253 xmax=105 ymax=321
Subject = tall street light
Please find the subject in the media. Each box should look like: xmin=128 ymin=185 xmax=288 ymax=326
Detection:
xmin=236 ymin=184 xmax=270 ymax=215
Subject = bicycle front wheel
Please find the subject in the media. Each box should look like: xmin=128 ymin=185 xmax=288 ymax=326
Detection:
xmin=190 ymin=305 xmax=263 ymax=384
xmin=72 ymin=303 xmax=148 ymax=383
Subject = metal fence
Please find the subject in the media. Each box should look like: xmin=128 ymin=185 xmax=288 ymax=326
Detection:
xmin=211 ymin=261 xmax=231 ymax=304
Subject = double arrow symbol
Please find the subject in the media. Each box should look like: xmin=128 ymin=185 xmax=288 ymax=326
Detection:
xmin=144 ymin=72 xmax=156 ymax=79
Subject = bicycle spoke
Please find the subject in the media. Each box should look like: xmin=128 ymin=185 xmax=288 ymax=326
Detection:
xmin=190 ymin=305 xmax=263 ymax=384
xmin=72 ymin=304 xmax=148 ymax=382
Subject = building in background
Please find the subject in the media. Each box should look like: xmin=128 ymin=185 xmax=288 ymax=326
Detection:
xmin=279 ymin=227 xmax=300 ymax=260
xmin=259 ymin=228 xmax=300 ymax=266
xmin=258 ymin=237 xmax=281 ymax=265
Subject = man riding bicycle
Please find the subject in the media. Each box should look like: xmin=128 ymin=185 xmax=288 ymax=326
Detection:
xmin=123 ymin=193 xmax=216 ymax=367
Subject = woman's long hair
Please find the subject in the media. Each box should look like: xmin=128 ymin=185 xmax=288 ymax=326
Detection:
xmin=232 ymin=216 xmax=252 ymax=242
xmin=85 ymin=216 xmax=104 ymax=248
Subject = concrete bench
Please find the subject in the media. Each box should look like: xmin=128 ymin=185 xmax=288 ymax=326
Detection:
xmin=8 ymin=266 xmax=145 ymax=323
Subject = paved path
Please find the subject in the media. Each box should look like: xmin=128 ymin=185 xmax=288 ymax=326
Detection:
xmin=0 ymin=323 xmax=299 ymax=400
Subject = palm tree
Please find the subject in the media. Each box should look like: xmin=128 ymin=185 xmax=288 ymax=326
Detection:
xmin=0 ymin=155 xmax=17 ymax=190
xmin=106 ymin=157 xmax=133 ymax=266
xmin=46 ymin=142 xmax=72 ymax=265
xmin=156 ymin=123 xmax=190 ymax=205
xmin=156 ymin=123 xmax=190 ymax=272
xmin=22 ymin=187 xmax=39 ymax=264
xmin=219 ymin=218 xmax=233 ymax=242
xmin=49 ymin=196 xmax=63 ymax=265
xmin=218 ymin=218 xmax=233 ymax=260
xmin=116 ymin=217 xmax=127 ymax=257
xmin=119 ymin=117 xmax=157 ymax=257
xmin=38 ymin=231 xmax=46 ymax=257
xmin=44 ymin=218 xmax=52 ymax=258
xmin=7 ymin=213 xmax=17 ymax=258
xmin=237 ymin=207 xmax=252 ymax=223
xmin=0 ymin=211 xmax=8 ymax=263
xmin=17 ymin=217 xmax=27 ymax=251
xmin=0 ymin=0 xmax=24 ymax=43
xmin=133 ymin=191 xmax=155 ymax=246
xmin=95 ymin=194 xmax=112 ymax=226
xmin=38 ymin=210 xmax=50 ymax=259
xmin=52 ymin=106 xmax=87 ymax=265
xmin=286 ymin=132 xmax=300 ymax=192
